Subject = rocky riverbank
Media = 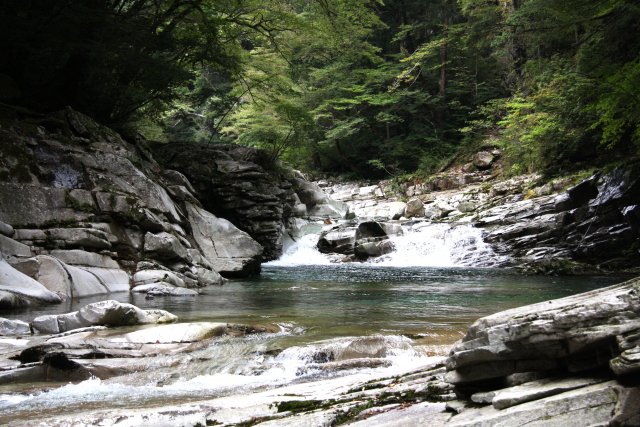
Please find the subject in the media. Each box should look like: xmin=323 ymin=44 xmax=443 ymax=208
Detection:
xmin=0 ymin=106 xmax=343 ymax=308
xmin=313 ymin=156 xmax=640 ymax=273
xmin=1 ymin=276 xmax=637 ymax=426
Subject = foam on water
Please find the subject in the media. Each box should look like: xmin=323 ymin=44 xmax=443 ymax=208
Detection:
xmin=265 ymin=233 xmax=332 ymax=266
xmin=268 ymin=222 xmax=504 ymax=267
xmin=0 ymin=335 xmax=433 ymax=417
xmin=376 ymin=223 xmax=499 ymax=267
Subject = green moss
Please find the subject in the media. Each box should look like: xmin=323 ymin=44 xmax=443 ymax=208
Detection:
xmin=64 ymin=190 xmax=95 ymax=213
xmin=333 ymin=400 xmax=375 ymax=425
xmin=276 ymin=399 xmax=328 ymax=414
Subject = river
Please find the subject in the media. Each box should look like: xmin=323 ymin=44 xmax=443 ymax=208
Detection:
xmin=0 ymin=224 xmax=629 ymax=424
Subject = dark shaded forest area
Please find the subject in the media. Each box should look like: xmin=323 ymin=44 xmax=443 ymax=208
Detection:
xmin=1 ymin=0 xmax=639 ymax=178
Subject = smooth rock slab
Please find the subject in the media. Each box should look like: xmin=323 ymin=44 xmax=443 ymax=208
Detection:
xmin=448 ymin=381 xmax=620 ymax=427
xmin=187 ymin=203 xmax=263 ymax=276
xmin=488 ymin=376 xmax=605 ymax=410
xmin=0 ymin=318 xmax=31 ymax=336
xmin=0 ymin=258 xmax=62 ymax=307
xmin=32 ymin=300 xmax=177 ymax=334
xmin=112 ymin=322 xmax=229 ymax=344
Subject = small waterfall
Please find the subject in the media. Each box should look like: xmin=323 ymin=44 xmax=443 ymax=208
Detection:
xmin=377 ymin=223 xmax=502 ymax=267
xmin=269 ymin=221 xmax=505 ymax=268
xmin=267 ymin=233 xmax=333 ymax=266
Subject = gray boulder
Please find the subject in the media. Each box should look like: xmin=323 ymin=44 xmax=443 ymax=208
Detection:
xmin=143 ymin=231 xmax=189 ymax=262
xmin=472 ymin=151 xmax=495 ymax=170
xmin=0 ymin=317 xmax=31 ymax=336
xmin=317 ymin=226 xmax=357 ymax=255
xmin=31 ymin=300 xmax=177 ymax=334
xmin=404 ymin=198 xmax=425 ymax=218
xmin=445 ymin=276 xmax=640 ymax=388
xmin=186 ymin=203 xmax=263 ymax=277
xmin=0 ymin=257 xmax=62 ymax=308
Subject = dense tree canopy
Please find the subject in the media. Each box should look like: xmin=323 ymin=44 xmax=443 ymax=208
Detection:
xmin=1 ymin=0 xmax=638 ymax=178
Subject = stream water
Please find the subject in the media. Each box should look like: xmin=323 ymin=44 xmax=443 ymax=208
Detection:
xmin=0 ymin=224 xmax=630 ymax=423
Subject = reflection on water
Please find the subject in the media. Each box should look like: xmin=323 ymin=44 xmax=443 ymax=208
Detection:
xmin=3 ymin=265 xmax=625 ymax=346
xmin=0 ymin=264 xmax=629 ymax=424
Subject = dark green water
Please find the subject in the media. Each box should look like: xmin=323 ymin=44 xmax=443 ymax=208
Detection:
xmin=6 ymin=265 xmax=625 ymax=347
xmin=0 ymin=265 xmax=630 ymax=423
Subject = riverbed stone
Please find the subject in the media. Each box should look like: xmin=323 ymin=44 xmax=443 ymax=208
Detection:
xmin=32 ymin=300 xmax=177 ymax=334
xmin=113 ymin=322 xmax=229 ymax=344
xmin=186 ymin=203 xmax=263 ymax=277
xmin=404 ymin=198 xmax=425 ymax=218
xmin=0 ymin=318 xmax=31 ymax=336
xmin=0 ymin=257 xmax=62 ymax=307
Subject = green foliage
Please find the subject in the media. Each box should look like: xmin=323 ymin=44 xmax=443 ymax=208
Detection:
xmin=4 ymin=0 xmax=638 ymax=178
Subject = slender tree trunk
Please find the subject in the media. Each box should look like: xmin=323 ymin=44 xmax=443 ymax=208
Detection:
xmin=438 ymin=38 xmax=447 ymax=99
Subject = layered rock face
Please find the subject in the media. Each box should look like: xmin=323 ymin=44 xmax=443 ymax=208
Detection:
xmin=442 ymin=276 xmax=640 ymax=426
xmin=320 ymin=164 xmax=640 ymax=271
xmin=0 ymin=106 xmax=274 ymax=306
xmin=153 ymin=143 xmax=346 ymax=261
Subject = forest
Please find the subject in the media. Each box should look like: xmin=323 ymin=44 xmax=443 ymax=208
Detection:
xmin=1 ymin=0 xmax=639 ymax=179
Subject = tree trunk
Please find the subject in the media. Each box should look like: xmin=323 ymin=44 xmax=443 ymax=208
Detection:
xmin=438 ymin=38 xmax=447 ymax=99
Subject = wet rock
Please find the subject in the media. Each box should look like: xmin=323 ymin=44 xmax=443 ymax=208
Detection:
xmin=472 ymin=151 xmax=494 ymax=170
xmin=186 ymin=203 xmax=263 ymax=277
xmin=31 ymin=300 xmax=177 ymax=334
xmin=317 ymin=226 xmax=357 ymax=255
xmin=0 ymin=318 xmax=31 ymax=336
xmin=404 ymin=198 xmax=425 ymax=218
xmin=554 ymin=175 xmax=599 ymax=211
xmin=354 ymin=239 xmax=394 ymax=260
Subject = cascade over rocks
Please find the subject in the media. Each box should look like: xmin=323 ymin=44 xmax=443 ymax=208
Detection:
xmin=319 ymin=162 xmax=640 ymax=272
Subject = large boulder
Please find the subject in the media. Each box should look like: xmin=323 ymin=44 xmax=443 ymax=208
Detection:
xmin=317 ymin=225 xmax=357 ymax=255
xmin=186 ymin=203 xmax=263 ymax=277
xmin=404 ymin=198 xmax=425 ymax=218
xmin=472 ymin=151 xmax=495 ymax=170
xmin=445 ymin=276 xmax=640 ymax=391
xmin=30 ymin=255 xmax=129 ymax=299
xmin=31 ymin=300 xmax=177 ymax=334
xmin=0 ymin=257 xmax=62 ymax=308
xmin=153 ymin=142 xmax=298 ymax=261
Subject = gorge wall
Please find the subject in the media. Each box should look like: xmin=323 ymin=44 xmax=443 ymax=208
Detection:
xmin=0 ymin=106 xmax=340 ymax=308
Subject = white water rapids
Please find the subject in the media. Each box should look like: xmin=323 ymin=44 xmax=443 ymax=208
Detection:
xmin=1 ymin=221 xmax=509 ymax=423
xmin=269 ymin=221 xmax=506 ymax=268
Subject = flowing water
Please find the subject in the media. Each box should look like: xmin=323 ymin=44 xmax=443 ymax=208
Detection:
xmin=0 ymin=223 xmax=630 ymax=422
